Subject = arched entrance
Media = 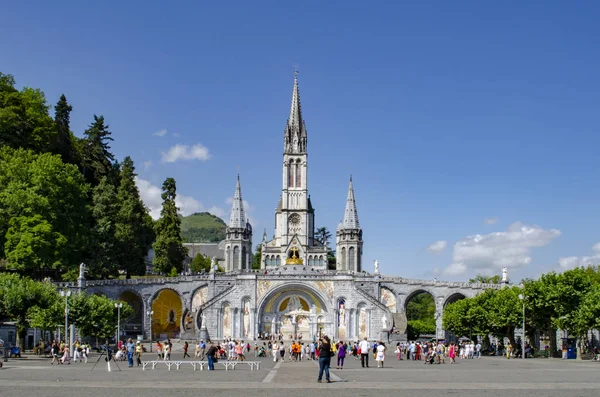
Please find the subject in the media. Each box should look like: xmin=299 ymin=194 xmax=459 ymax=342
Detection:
xmin=151 ymin=289 xmax=183 ymax=339
xmin=118 ymin=291 xmax=143 ymax=338
xmin=404 ymin=289 xmax=436 ymax=341
xmin=258 ymin=284 xmax=329 ymax=341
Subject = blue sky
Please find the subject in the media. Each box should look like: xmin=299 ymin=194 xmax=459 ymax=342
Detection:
xmin=2 ymin=1 xmax=599 ymax=281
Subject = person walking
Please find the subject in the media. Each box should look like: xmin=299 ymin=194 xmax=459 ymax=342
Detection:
xmin=317 ymin=336 xmax=332 ymax=383
xmin=376 ymin=342 xmax=386 ymax=368
xmin=448 ymin=342 xmax=456 ymax=364
xmin=359 ymin=337 xmax=370 ymax=368
xmin=50 ymin=340 xmax=60 ymax=365
xmin=206 ymin=342 xmax=218 ymax=370
xmin=183 ymin=341 xmax=190 ymax=359
xmin=126 ymin=338 xmax=135 ymax=367
xmin=135 ymin=341 xmax=143 ymax=366
xmin=336 ymin=341 xmax=346 ymax=369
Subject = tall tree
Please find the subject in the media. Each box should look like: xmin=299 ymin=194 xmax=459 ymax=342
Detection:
xmin=80 ymin=115 xmax=114 ymax=186
xmin=190 ymin=253 xmax=211 ymax=273
xmin=252 ymin=244 xmax=262 ymax=270
xmin=52 ymin=94 xmax=78 ymax=165
xmin=115 ymin=157 xmax=155 ymax=278
xmin=89 ymin=176 xmax=120 ymax=279
xmin=152 ymin=177 xmax=187 ymax=275
xmin=315 ymin=226 xmax=332 ymax=244
xmin=0 ymin=148 xmax=90 ymax=278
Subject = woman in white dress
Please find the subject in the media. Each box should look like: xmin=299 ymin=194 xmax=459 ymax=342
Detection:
xmin=376 ymin=342 xmax=386 ymax=368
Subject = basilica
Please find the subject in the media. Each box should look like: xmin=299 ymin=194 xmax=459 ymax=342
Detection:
xmin=77 ymin=75 xmax=495 ymax=343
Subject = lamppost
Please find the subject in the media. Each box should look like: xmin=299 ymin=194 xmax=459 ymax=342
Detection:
xmin=59 ymin=290 xmax=72 ymax=348
xmin=147 ymin=310 xmax=154 ymax=352
xmin=115 ymin=302 xmax=123 ymax=345
xmin=518 ymin=294 xmax=526 ymax=359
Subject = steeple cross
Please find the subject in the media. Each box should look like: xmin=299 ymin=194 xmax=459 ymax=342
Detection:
xmin=293 ymin=64 xmax=299 ymax=78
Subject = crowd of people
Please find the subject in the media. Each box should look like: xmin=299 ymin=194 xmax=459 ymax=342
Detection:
xmin=48 ymin=339 xmax=90 ymax=365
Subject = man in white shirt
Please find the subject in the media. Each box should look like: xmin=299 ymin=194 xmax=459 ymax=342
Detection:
xmin=359 ymin=337 xmax=370 ymax=368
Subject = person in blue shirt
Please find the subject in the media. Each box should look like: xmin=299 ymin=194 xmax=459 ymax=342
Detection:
xmin=126 ymin=338 xmax=135 ymax=367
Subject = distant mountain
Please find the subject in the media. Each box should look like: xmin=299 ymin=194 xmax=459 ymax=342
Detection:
xmin=180 ymin=212 xmax=226 ymax=243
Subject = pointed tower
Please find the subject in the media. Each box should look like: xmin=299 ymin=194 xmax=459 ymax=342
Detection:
xmin=336 ymin=176 xmax=363 ymax=272
xmin=224 ymin=175 xmax=252 ymax=271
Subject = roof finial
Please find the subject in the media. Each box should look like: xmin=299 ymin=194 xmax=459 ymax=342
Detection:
xmin=293 ymin=64 xmax=299 ymax=79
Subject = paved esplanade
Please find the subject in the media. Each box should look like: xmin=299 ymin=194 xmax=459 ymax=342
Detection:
xmin=1 ymin=355 xmax=599 ymax=397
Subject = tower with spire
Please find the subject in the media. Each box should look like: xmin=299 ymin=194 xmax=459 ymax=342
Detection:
xmin=336 ymin=176 xmax=363 ymax=272
xmin=261 ymin=72 xmax=327 ymax=268
xmin=224 ymin=175 xmax=252 ymax=271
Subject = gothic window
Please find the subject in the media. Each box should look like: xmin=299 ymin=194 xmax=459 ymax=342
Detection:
xmin=233 ymin=246 xmax=240 ymax=269
xmin=319 ymin=255 xmax=324 ymax=266
xmin=242 ymin=246 xmax=247 ymax=270
xmin=341 ymin=247 xmax=346 ymax=270
xmin=226 ymin=246 xmax=231 ymax=270
xmin=288 ymin=160 xmax=294 ymax=187
xmin=295 ymin=159 xmax=301 ymax=187
xmin=349 ymin=247 xmax=355 ymax=271
xmin=276 ymin=255 xmax=280 ymax=266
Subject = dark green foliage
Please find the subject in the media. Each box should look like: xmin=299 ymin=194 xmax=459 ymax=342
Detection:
xmin=80 ymin=115 xmax=115 ymax=186
xmin=191 ymin=253 xmax=211 ymax=273
xmin=115 ymin=157 xmax=155 ymax=278
xmin=252 ymin=244 xmax=262 ymax=270
xmin=469 ymin=274 xmax=502 ymax=284
xmin=51 ymin=94 xmax=78 ymax=165
xmin=152 ymin=178 xmax=188 ymax=274
xmin=89 ymin=177 xmax=120 ymax=279
xmin=0 ymin=73 xmax=56 ymax=153
xmin=180 ymin=212 xmax=226 ymax=243
xmin=406 ymin=292 xmax=436 ymax=339
xmin=0 ymin=148 xmax=90 ymax=278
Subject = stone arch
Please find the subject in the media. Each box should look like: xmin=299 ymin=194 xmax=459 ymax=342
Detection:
xmin=190 ymin=285 xmax=209 ymax=330
xmin=151 ymin=288 xmax=184 ymax=339
xmin=241 ymin=296 xmax=252 ymax=339
xmin=257 ymin=283 xmax=331 ymax=340
xmin=118 ymin=290 xmax=143 ymax=334
xmin=404 ymin=288 xmax=436 ymax=340
xmin=444 ymin=292 xmax=467 ymax=308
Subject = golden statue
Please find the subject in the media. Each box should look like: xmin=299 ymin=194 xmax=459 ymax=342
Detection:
xmin=285 ymin=247 xmax=303 ymax=265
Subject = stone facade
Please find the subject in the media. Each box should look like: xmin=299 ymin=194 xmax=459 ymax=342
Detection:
xmin=56 ymin=75 xmax=499 ymax=342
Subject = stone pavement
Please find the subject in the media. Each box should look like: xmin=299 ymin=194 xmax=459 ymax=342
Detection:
xmin=1 ymin=354 xmax=599 ymax=397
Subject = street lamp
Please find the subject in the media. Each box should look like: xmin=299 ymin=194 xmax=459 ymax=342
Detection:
xmin=115 ymin=302 xmax=123 ymax=344
xmin=59 ymin=290 xmax=72 ymax=348
xmin=518 ymin=294 xmax=526 ymax=359
xmin=147 ymin=310 xmax=154 ymax=352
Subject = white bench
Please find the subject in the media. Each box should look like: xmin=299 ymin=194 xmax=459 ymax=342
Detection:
xmin=141 ymin=360 xmax=260 ymax=371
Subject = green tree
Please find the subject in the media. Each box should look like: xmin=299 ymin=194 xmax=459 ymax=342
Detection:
xmin=68 ymin=293 xmax=133 ymax=340
xmin=115 ymin=157 xmax=155 ymax=278
xmin=0 ymin=73 xmax=55 ymax=152
xmin=0 ymin=148 xmax=90 ymax=278
xmin=469 ymin=274 xmax=502 ymax=284
xmin=52 ymin=94 xmax=78 ymax=165
xmin=315 ymin=226 xmax=332 ymax=244
xmin=252 ymin=244 xmax=262 ymax=270
xmin=0 ymin=274 xmax=57 ymax=349
xmin=190 ymin=253 xmax=211 ymax=273
xmin=88 ymin=177 xmax=120 ymax=279
xmin=80 ymin=115 xmax=115 ymax=186
xmin=407 ymin=292 xmax=436 ymax=339
xmin=152 ymin=177 xmax=187 ymax=274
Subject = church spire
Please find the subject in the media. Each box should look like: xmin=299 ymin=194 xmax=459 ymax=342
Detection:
xmin=342 ymin=176 xmax=360 ymax=229
xmin=284 ymin=71 xmax=307 ymax=153
xmin=228 ymin=174 xmax=246 ymax=229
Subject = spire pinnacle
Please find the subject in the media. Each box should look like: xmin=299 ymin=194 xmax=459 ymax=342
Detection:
xmin=342 ymin=176 xmax=360 ymax=229
xmin=228 ymin=175 xmax=246 ymax=229
xmin=284 ymin=72 xmax=307 ymax=153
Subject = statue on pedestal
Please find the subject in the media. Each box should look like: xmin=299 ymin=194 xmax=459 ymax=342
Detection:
xmin=78 ymin=263 xmax=86 ymax=279
xmin=374 ymin=259 xmax=380 ymax=274
xmin=210 ymin=257 xmax=217 ymax=274
xmin=502 ymin=266 xmax=508 ymax=282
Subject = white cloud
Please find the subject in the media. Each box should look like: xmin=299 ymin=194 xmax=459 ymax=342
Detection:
xmin=558 ymin=242 xmax=600 ymax=270
xmin=207 ymin=206 xmax=226 ymax=218
xmin=136 ymin=177 xmax=203 ymax=219
xmin=161 ymin=144 xmax=212 ymax=163
xmin=427 ymin=240 xmax=447 ymax=254
xmin=440 ymin=222 xmax=561 ymax=276
xmin=152 ymin=129 xmax=168 ymax=137
xmin=484 ymin=217 xmax=498 ymax=225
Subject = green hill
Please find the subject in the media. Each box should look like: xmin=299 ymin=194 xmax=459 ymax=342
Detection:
xmin=180 ymin=212 xmax=226 ymax=243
